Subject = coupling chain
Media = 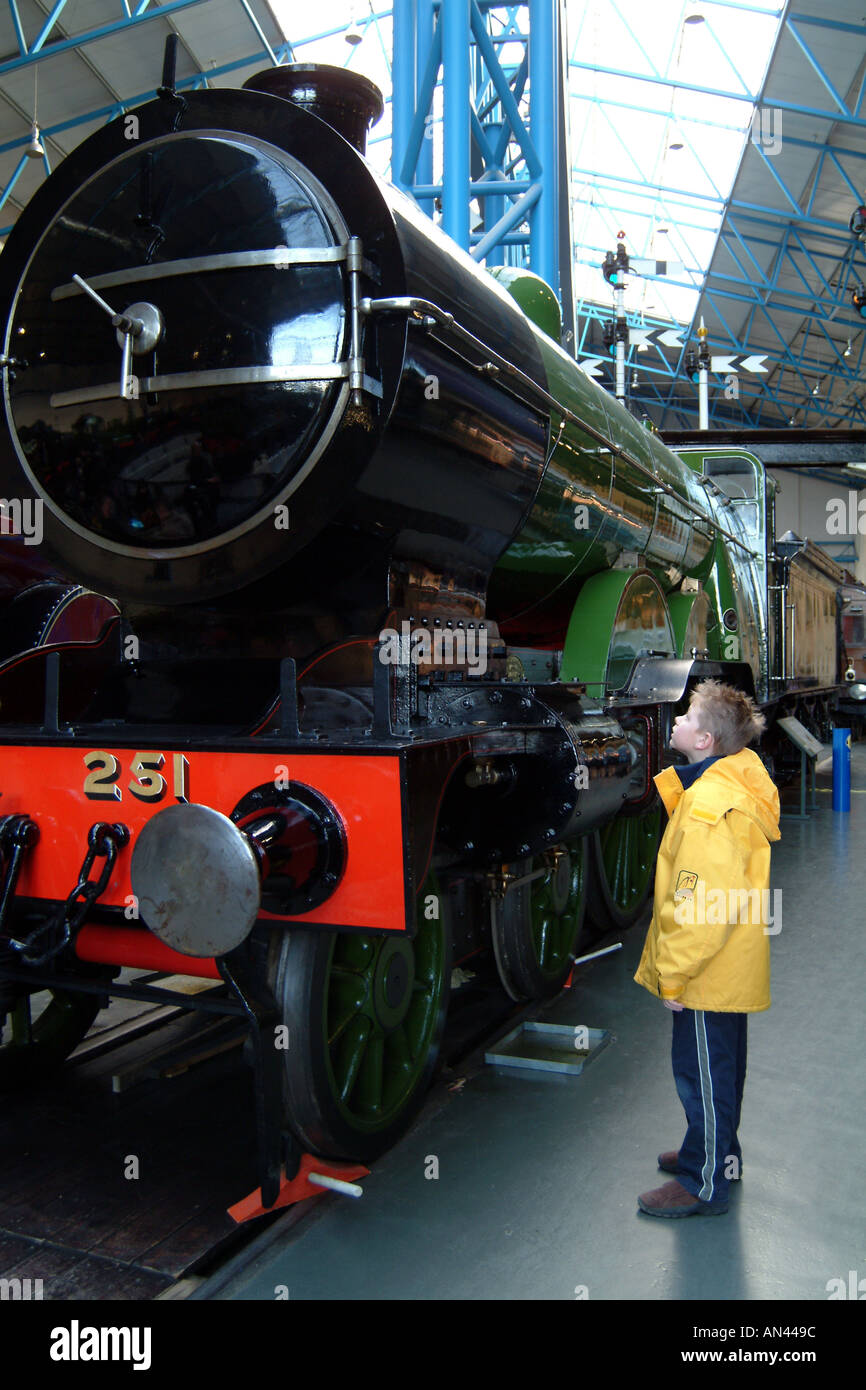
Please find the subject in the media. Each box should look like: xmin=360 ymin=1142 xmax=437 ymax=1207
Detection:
xmin=10 ymin=822 xmax=129 ymax=967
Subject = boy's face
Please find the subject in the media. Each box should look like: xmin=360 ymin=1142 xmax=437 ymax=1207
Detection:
xmin=671 ymin=700 xmax=715 ymax=763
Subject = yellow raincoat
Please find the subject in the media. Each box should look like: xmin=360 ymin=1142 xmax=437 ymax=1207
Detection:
xmin=634 ymin=748 xmax=781 ymax=1012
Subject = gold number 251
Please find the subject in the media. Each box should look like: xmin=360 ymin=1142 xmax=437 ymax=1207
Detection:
xmin=82 ymin=751 xmax=190 ymax=803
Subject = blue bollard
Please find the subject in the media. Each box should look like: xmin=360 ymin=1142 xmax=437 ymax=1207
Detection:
xmin=833 ymin=728 xmax=851 ymax=813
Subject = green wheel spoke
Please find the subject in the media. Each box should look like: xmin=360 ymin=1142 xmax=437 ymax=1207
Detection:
xmin=334 ymin=937 xmax=376 ymax=972
xmin=356 ymin=1033 xmax=385 ymax=1115
xmin=404 ymin=991 xmax=433 ymax=1057
xmin=593 ymin=805 xmax=661 ymax=925
xmin=536 ymin=913 xmax=551 ymax=969
xmin=622 ymin=817 xmax=634 ymax=901
xmin=328 ymin=997 xmax=366 ymax=1047
xmin=496 ymin=843 xmax=587 ymax=998
xmin=386 ymin=1022 xmax=413 ymax=1077
xmin=619 ymin=819 xmax=632 ymax=905
xmin=314 ymin=868 xmax=448 ymax=1139
xmin=335 ymin=1016 xmax=371 ymax=1103
xmin=329 ymin=962 xmax=367 ymax=979
xmin=327 ymin=972 xmax=367 ymax=1040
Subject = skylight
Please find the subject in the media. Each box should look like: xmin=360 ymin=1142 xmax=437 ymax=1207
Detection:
xmin=265 ymin=6 xmax=396 ymax=166
xmin=267 ymin=2 xmax=784 ymax=332
xmin=569 ymin=0 xmax=784 ymax=328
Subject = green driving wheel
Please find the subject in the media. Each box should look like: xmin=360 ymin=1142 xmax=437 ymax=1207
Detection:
xmin=272 ymin=873 xmax=450 ymax=1161
xmin=585 ymin=801 xmax=662 ymax=935
xmin=492 ymin=841 xmax=588 ymax=1001
xmin=0 ymin=987 xmax=100 ymax=1087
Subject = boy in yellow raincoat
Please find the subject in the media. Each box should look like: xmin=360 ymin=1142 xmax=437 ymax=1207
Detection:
xmin=634 ymin=679 xmax=780 ymax=1217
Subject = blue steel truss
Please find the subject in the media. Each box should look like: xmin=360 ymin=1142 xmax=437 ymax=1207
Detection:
xmin=0 ymin=8 xmax=402 ymax=236
xmin=391 ymin=0 xmax=573 ymax=336
xmin=4 ymin=3 xmax=866 ymax=436
xmin=1 ymin=0 xmax=217 ymax=73
xmin=569 ymin=4 xmax=866 ymax=431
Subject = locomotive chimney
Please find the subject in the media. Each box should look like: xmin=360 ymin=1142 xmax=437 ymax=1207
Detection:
xmin=242 ymin=63 xmax=384 ymax=154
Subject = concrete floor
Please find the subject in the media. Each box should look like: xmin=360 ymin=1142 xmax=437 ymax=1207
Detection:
xmin=202 ymin=748 xmax=866 ymax=1301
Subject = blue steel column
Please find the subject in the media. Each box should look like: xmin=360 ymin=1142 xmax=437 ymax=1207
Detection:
xmin=529 ymin=0 xmax=557 ymax=289
xmin=483 ymin=123 xmax=507 ymax=267
xmin=392 ymin=0 xmax=415 ymax=194
xmin=390 ymin=0 xmax=566 ymax=305
xmin=416 ymin=0 xmax=435 ymax=214
xmin=442 ymin=0 xmax=470 ymax=248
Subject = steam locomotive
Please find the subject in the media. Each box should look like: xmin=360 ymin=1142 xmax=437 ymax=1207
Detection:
xmin=0 ymin=62 xmax=848 ymax=1204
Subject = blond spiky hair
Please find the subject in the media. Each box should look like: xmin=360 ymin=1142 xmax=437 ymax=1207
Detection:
xmin=689 ymin=679 xmax=766 ymax=756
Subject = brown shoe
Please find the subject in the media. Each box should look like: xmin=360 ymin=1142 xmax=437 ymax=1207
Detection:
xmin=638 ymin=1178 xmax=728 ymax=1218
xmin=658 ymin=1150 xmax=743 ymax=1179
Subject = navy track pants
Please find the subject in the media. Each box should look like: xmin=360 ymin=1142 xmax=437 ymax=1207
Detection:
xmin=671 ymin=1008 xmax=747 ymax=1205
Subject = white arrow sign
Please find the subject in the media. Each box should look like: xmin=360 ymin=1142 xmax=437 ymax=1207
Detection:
xmin=658 ymin=328 xmax=684 ymax=348
xmin=630 ymin=327 xmax=654 ymax=349
xmin=578 ymin=357 xmax=605 ymax=378
xmin=710 ymin=353 xmax=769 ymax=375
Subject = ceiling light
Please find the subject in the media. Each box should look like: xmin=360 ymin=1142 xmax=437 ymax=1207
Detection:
xmin=845 ymin=339 xmax=852 ymax=357
xmin=25 ymin=122 xmax=44 ymax=159
xmin=26 ymin=67 xmax=43 ymax=160
xmin=812 ymin=382 xmax=820 ymax=396
xmin=685 ymin=13 xmax=706 ymax=23
xmin=669 ymin=142 xmax=684 ymax=151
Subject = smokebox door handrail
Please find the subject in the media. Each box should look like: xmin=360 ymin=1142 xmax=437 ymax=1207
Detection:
xmin=50 ymin=246 xmax=380 ymax=302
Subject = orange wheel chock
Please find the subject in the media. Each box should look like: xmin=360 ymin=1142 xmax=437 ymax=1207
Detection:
xmin=228 ymin=1152 xmax=371 ymax=1223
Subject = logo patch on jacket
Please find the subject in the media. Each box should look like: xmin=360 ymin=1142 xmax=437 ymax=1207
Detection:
xmin=674 ymin=870 xmax=699 ymax=901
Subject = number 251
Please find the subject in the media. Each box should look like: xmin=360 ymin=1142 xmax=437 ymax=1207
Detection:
xmin=82 ymin=751 xmax=189 ymax=803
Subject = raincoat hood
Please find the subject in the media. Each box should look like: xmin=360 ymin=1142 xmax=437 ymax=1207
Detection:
xmin=655 ymin=748 xmax=781 ymax=844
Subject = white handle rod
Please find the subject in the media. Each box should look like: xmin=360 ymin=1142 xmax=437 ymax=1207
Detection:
xmin=308 ymin=1173 xmax=364 ymax=1198
xmin=571 ymin=941 xmax=623 ymax=966
xmin=72 ymin=272 xmax=117 ymax=319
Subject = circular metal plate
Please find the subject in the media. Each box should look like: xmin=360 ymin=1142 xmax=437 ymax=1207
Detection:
xmin=131 ymin=803 xmax=261 ymax=957
xmin=115 ymin=301 xmax=164 ymax=355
